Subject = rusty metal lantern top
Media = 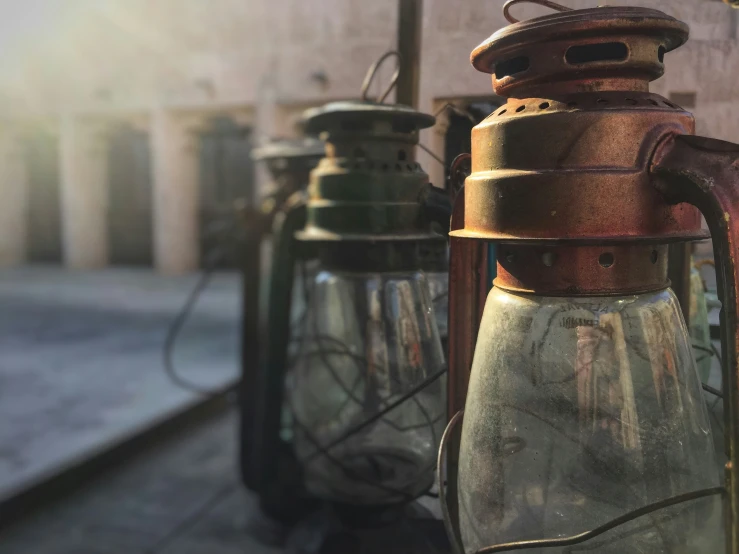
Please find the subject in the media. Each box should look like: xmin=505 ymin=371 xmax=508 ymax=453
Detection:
xmin=297 ymin=100 xmax=442 ymax=243
xmin=451 ymin=5 xmax=707 ymax=262
xmin=472 ymin=7 xmax=688 ymax=96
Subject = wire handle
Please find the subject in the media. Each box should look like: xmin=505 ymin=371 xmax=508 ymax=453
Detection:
xmin=503 ymin=0 xmax=573 ymax=24
xmin=439 ymin=412 xmax=725 ymax=553
xmin=361 ymin=50 xmax=402 ymax=104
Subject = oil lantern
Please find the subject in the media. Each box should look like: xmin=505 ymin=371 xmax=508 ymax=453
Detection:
xmin=240 ymin=136 xmax=324 ymax=518
xmin=242 ymin=59 xmax=452 ymax=527
xmin=440 ymin=2 xmax=739 ymax=553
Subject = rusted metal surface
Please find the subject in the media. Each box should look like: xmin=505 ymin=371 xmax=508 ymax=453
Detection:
xmin=449 ymin=91 xmax=705 ymax=244
xmin=494 ymin=244 xmax=668 ymax=296
xmin=471 ymin=7 xmax=688 ymax=98
xmin=298 ymin=101 xmax=442 ymax=243
xmin=651 ymin=133 xmax=739 ymax=554
xmin=446 ymin=187 xmax=487 ymax=552
xmin=446 ymin=4 xmax=739 ymax=553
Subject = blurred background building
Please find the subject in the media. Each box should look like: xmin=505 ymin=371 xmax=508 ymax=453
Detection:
xmin=0 ymin=0 xmax=735 ymax=274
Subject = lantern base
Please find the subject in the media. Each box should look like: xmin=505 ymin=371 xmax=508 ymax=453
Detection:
xmin=283 ymin=501 xmax=451 ymax=554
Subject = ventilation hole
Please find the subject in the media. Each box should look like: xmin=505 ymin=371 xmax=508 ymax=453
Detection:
xmin=539 ymin=102 xmax=550 ymax=110
xmin=397 ymin=149 xmax=407 ymax=161
xmin=395 ymin=164 xmax=402 ymax=171
xmin=648 ymin=99 xmax=659 ymax=106
xmin=599 ymin=252 xmax=615 ymax=268
xmin=516 ymin=105 xmax=526 ymax=113
xmin=495 ymin=56 xmax=530 ymax=79
xmin=498 ymin=109 xmax=507 ymax=116
xmin=415 ymin=162 xmax=422 ymax=169
xmin=596 ymin=98 xmax=609 ymax=105
xmin=505 ymin=252 xmax=516 ymax=263
xmin=626 ymin=98 xmax=638 ymax=105
xmin=567 ymin=101 xmax=578 ymax=108
xmin=382 ymin=163 xmax=390 ymax=171
xmin=406 ymin=164 xmax=414 ymax=171
xmin=354 ymin=163 xmax=361 ymax=170
xmin=354 ymin=147 xmax=365 ymax=158
xmin=366 ymin=161 xmax=374 ymax=170
xmin=658 ymin=46 xmax=666 ymax=63
xmin=650 ymin=250 xmax=658 ymax=264
xmin=565 ymin=42 xmax=628 ymax=65
xmin=542 ymin=252 xmax=556 ymax=267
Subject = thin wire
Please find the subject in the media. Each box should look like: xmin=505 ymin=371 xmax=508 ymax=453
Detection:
xmin=474 ymin=487 xmax=725 ymax=553
xmin=703 ymin=382 xmax=723 ymax=399
xmin=360 ymin=50 xmax=402 ymax=104
xmin=503 ymin=0 xmax=574 ymax=24
xmin=302 ymin=366 xmax=447 ymax=464
xmin=297 ymin=270 xmax=446 ymax=462
xmin=418 ymin=142 xmax=445 ymax=167
xmin=162 ymin=245 xmax=232 ymax=397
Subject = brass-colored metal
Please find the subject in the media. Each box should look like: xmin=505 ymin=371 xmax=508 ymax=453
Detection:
xmin=450 ymin=91 xmax=706 ymax=245
xmin=446 ymin=5 xmax=739 ymax=553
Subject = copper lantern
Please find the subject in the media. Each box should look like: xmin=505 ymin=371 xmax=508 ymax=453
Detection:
xmin=441 ymin=2 xmax=739 ymax=553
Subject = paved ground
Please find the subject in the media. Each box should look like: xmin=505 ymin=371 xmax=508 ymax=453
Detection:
xmin=0 ymin=266 xmax=241 ymax=503
xmin=0 ymin=408 xmax=282 ymax=554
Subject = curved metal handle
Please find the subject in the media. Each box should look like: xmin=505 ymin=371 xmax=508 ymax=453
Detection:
xmin=651 ymin=133 xmax=739 ymax=554
xmin=361 ymin=50 xmax=402 ymax=104
xmin=438 ymin=410 xmax=465 ymax=554
xmin=502 ymin=0 xmax=573 ymax=24
xmin=449 ymin=153 xmax=471 ymax=203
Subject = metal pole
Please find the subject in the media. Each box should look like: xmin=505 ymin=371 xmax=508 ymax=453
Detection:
xmin=396 ymin=0 xmax=422 ymax=108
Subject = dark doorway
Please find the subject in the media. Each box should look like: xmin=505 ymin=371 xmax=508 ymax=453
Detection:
xmin=443 ymin=101 xmax=500 ymax=169
xmin=199 ymin=117 xmax=254 ymax=268
xmin=107 ymin=126 xmax=153 ymax=266
xmin=25 ymin=131 xmax=62 ymax=263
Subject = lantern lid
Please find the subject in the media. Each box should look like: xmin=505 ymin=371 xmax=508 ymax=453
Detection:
xmin=295 ymin=100 xmax=447 ymax=243
xmin=251 ymin=137 xmax=325 ymax=161
xmin=302 ymin=100 xmax=435 ymax=136
xmin=472 ymin=6 xmax=689 ymax=96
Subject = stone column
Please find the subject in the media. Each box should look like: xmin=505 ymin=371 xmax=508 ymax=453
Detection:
xmin=151 ymin=110 xmax=200 ymax=274
xmin=60 ymin=115 xmax=109 ymax=269
xmin=0 ymin=127 xmax=28 ymax=266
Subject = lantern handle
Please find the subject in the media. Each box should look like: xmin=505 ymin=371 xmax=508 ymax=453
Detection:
xmin=437 ymin=410 xmax=465 ymax=554
xmin=439 ymin=409 xmax=725 ymax=553
xmin=361 ymin=50 xmax=402 ymax=104
xmin=651 ymin=133 xmax=739 ymax=553
xmin=503 ymin=0 xmax=573 ymax=24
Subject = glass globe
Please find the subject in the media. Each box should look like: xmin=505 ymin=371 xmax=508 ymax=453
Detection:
xmin=458 ymin=287 xmax=722 ymax=553
xmin=289 ymin=269 xmax=447 ymax=505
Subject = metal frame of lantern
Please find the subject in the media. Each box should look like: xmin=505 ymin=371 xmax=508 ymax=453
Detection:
xmin=440 ymin=2 xmax=739 ymax=553
xmin=241 ymin=56 xmax=453 ymax=524
xmin=239 ymin=137 xmax=324 ymax=517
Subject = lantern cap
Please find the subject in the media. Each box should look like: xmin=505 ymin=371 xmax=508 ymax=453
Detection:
xmin=302 ymin=100 xmax=435 ymax=136
xmin=251 ymin=137 xmax=324 ymax=161
xmin=472 ymin=6 xmax=689 ymax=96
